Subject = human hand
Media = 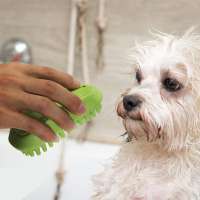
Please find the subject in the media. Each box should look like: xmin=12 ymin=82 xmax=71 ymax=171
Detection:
xmin=0 ymin=63 xmax=85 ymax=141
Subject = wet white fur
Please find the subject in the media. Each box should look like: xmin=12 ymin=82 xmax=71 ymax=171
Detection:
xmin=93 ymin=29 xmax=200 ymax=200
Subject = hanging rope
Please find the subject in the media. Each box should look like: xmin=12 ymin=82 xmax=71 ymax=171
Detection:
xmin=75 ymin=0 xmax=94 ymax=142
xmin=96 ymin=0 xmax=107 ymax=71
xmin=54 ymin=0 xmax=78 ymax=199
xmin=67 ymin=0 xmax=78 ymax=75
xmin=54 ymin=0 xmax=91 ymax=199
xmin=77 ymin=0 xmax=90 ymax=84
xmin=53 ymin=140 xmax=66 ymax=200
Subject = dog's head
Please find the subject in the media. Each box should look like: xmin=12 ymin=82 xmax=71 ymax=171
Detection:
xmin=117 ymin=29 xmax=200 ymax=151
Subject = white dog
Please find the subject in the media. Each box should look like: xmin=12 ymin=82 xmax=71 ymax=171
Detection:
xmin=93 ymin=29 xmax=200 ymax=200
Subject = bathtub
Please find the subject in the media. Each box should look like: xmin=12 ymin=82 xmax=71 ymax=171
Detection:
xmin=0 ymin=129 xmax=119 ymax=200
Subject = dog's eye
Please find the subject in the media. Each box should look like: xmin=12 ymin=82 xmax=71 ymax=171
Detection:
xmin=163 ymin=78 xmax=182 ymax=92
xmin=136 ymin=70 xmax=142 ymax=83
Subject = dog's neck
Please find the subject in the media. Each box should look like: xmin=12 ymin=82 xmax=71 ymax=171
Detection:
xmin=131 ymin=136 xmax=200 ymax=157
xmin=130 ymin=126 xmax=200 ymax=154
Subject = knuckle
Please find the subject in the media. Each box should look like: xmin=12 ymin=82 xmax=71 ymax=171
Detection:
xmin=26 ymin=121 xmax=46 ymax=137
xmin=49 ymin=108 xmax=67 ymax=126
xmin=57 ymin=112 xmax=74 ymax=130
xmin=37 ymin=97 xmax=52 ymax=113
xmin=60 ymin=112 xmax=70 ymax=122
xmin=43 ymin=80 xmax=57 ymax=95
xmin=69 ymin=96 xmax=82 ymax=111
xmin=41 ymin=67 xmax=54 ymax=76
xmin=26 ymin=122 xmax=38 ymax=132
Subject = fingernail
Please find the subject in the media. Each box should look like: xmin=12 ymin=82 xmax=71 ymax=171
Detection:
xmin=78 ymin=104 xmax=86 ymax=114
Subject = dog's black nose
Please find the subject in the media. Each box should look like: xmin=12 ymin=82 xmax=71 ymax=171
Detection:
xmin=123 ymin=95 xmax=142 ymax=112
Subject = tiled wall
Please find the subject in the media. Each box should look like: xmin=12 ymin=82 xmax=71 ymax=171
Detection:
xmin=0 ymin=0 xmax=199 ymax=143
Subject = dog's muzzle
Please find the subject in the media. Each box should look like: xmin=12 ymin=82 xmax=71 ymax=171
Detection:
xmin=117 ymin=95 xmax=143 ymax=121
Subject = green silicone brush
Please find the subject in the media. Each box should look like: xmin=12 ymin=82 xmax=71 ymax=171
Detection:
xmin=9 ymin=85 xmax=102 ymax=156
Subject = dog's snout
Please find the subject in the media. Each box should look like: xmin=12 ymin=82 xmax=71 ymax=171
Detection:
xmin=123 ymin=95 xmax=142 ymax=112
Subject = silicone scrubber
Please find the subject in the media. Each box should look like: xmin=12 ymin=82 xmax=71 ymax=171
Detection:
xmin=9 ymin=85 xmax=102 ymax=156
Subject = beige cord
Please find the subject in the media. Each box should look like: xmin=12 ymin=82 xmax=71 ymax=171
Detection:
xmin=76 ymin=0 xmax=93 ymax=142
xmin=54 ymin=140 xmax=66 ymax=200
xmin=77 ymin=0 xmax=90 ymax=84
xmin=67 ymin=0 xmax=78 ymax=75
xmin=54 ymin=0 xmax=91 ymax=199
xmin=54 ymin=0 xmax=78 ymax=199
xmin=96 ymin=0 xmax=107 ymax=71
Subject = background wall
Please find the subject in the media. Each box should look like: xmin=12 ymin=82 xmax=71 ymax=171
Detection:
xmin=0 ymin=0 xmax=200 ymax=143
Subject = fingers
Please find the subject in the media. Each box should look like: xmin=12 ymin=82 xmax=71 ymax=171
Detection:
xmin=0 ymin=108 xmax=57 ymax=142
xmin=14 ymin=113 xmax=58 ymax=142
xmin=26 ymin=65 xmax=80 ymax=90
xmin=23 ymin=78 xmax=85 ymax=115
xmin=18 ymin=92 xmax=75 ymax=131
xmin=0 ymin=63 xmax=84 ymax=141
